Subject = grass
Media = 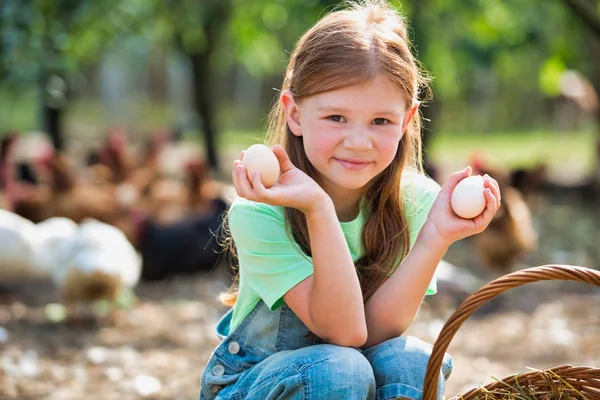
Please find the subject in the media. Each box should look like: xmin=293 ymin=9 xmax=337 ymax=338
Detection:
xmin=430 ymin=130 xmax=596 ymax=173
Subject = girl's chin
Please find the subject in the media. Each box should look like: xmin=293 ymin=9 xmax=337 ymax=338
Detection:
xmin=328 ymin=178 xmax=373 ymax=192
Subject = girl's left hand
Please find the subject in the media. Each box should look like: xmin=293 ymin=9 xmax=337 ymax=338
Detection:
xmin=422 ymin=166 xmax=501 ymax=250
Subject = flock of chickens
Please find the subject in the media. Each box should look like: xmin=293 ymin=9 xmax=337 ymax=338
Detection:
xmin=0 ymin=129 xmax=232 ymax=321
xmin=0 ymin=128 xmax=544 ymax=322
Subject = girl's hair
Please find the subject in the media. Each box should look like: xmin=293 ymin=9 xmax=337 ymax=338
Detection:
xmin=220 ymin=0 xmax=430 ymax=307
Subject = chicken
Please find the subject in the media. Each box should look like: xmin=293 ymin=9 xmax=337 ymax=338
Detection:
xmin=41 ymin=219 xmax=141 ymax=321
xmin=0 ymin=209 xmax=47 ymax=283
xmin=34 ymin=217 xmax=80 ymax=272
xmin=0 ymin=189 xmax=6 ymax=211
xmin=0 ymin=137 xmax=10 ymax=210
xmin=98 ymin=127 xmax=136 ymax=184
xmin=509 ymin=163 xmax=548 ymax=205
xmin=138 ymin=197 xmax=229 ymax=281
xmin=1 ymin=133 xmax=54 ymax=223
xmin=470 ymin=155 xmax=538 ymax=272
xmin=95 ymin=128 xmax=174 ymax=216
xmin=44 ymin=152 xmax=121 ymax=224
xmin=473 ymin=185 xmax=537 ymax=271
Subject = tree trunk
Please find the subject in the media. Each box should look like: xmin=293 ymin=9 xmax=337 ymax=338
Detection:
xmin=190 ymin=52 xmax=218 ymax=170
xmin=189 ymin=0 xmax=232 ymax=173
xmin=41 ymin=71 xmax=66 ymax=151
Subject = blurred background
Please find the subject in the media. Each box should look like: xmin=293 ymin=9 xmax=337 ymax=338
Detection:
xmin=0 ymin=0 xmax=599 ymax=399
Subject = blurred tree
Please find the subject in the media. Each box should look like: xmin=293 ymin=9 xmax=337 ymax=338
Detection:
xmin=1 ymin=0 xmax=597 ymax=178
xmin=0 ymin=0 xmax=151 ymax=149
xmin=146 ymin=0 xmax=339 ymax=171
xmin=559 ymin=0 xmax=600 ymax=186
xmin=157 ymin=0 xmax=233 ymax=171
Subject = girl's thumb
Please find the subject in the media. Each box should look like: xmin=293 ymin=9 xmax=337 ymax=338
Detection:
xmin=272 ymin=144 xmax=295 ymax=172
xmin=442 ymin=166 xmax=472 ymax=193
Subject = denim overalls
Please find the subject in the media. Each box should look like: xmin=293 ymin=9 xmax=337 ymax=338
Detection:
xmin=200 ymin=300 xmax=452 ymax=400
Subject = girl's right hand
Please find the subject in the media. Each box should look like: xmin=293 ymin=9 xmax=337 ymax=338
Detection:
xmin=420 ymin=167 xmax=501 ymax=251
xmin=232 ymin=144 xmax=330 ymax=215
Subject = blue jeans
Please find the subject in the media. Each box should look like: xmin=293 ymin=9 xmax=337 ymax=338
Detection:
xmin=200 ymin=301 xmax=452 ymax=400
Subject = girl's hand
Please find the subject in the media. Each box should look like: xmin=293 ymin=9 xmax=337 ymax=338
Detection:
xmin=232 ymin=144 xmax=330 ymax=214
xmin=421 ymin=166 xmax=501 ymax=251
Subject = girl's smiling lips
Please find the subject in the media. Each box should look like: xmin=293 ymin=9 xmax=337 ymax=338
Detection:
xmin=334 ymin=157 xmax=372 ymax=171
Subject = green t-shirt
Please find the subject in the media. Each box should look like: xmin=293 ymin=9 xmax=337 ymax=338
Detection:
xmin=227 ymin=171 xmax=441 ymax=331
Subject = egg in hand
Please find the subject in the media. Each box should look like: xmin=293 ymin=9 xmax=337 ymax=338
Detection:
xmin=242 ymin=144 xmax=281 ymax=188
xmin=451 ymin=175 xmax=486 ymax=219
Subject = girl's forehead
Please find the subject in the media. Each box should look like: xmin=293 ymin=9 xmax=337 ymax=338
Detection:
xmin=307 ymin=78 xmax=408 ymax=114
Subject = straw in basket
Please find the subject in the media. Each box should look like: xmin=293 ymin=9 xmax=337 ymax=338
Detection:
xmin=422 ymin=264 xmax=600 ymax=400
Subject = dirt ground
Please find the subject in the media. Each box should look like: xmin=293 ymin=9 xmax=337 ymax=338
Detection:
xmin=1 ymin=274 xmax=599 ymax=400
xmin=1 ymin=195 xmax=599 ymax=399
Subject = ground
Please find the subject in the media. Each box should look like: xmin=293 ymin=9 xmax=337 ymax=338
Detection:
xmin=1 ymin=195 xmax=599 ymax=400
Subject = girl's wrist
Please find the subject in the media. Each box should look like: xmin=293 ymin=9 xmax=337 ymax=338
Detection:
xmin=417 ymin=220 xmax=452 ymax=256
xmin=303 ymin=191 xmax=334 ymax=219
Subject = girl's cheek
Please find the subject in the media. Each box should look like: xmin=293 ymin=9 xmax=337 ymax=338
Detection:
xmin=376 ymin=136 xmax=400 ymax=155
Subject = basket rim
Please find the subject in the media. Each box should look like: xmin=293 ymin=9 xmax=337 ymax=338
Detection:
xmin=421 ymin=264 xmax=600 ymax=400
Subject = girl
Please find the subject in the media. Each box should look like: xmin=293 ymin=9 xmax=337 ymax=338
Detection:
xmin=200 ymin=1 xmax=501 ymax=399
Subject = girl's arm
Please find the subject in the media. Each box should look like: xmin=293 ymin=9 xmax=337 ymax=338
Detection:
xmin=233 ymin=145 xmax=367 ymax=347
xmin=362 ymin=168 xmax=501 ymax=348
xmin=283 ymin=198 xmax=367 ymax=347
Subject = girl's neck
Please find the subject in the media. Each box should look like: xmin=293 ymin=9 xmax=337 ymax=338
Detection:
xmin=327 ymin=189 xmax=363 ymax=222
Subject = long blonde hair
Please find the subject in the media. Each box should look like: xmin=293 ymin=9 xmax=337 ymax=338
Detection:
xmin=220 ymin=0 xmax=430 ymax=306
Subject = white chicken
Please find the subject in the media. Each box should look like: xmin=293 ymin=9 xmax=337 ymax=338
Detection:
xmin=0 ymin=209 xmax=46 ymax=282
xmin=43 ymin=218 xmax=142 ymax=320
xmin=34 ymin=217 xmax=79 ymax=273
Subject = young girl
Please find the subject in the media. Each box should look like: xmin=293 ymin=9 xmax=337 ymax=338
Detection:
xmin=200 ymin=1 xmax=500 ymax=399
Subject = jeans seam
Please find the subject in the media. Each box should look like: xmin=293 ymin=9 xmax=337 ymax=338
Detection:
xmin=237 ymin=362 xmax=301 ymax=400
xmin=275 ymin=305 xmax=285 ymax=351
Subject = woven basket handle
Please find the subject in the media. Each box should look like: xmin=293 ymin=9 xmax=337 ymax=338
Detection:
xmin=422 ymin=264 xmax=600 ymax=400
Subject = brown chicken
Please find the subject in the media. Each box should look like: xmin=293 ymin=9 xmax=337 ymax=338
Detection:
xmin=0 ymin=136 xmax=11 ymax=210
xmin=471 ymin=155 xmax=538 ymax=272
xmin=1 ymin=134 xmax=53 ymax=222
xmin=45 ymin=152 xmax=121 ymax=224
xmin=509 ymin=163 xmax=548 ymax=205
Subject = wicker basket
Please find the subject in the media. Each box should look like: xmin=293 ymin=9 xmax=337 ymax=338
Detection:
xmin=422 ymin=264 xmax=600 ymax=400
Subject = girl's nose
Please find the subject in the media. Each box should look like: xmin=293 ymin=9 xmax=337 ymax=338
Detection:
xmin=343 ymin=129 xmax=373 ymax=151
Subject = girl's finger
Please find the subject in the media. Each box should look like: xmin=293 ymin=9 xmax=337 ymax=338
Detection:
xmin=250 ymin=171 xmax=270 ymax=201
xmin=486 ymin=177 xmax=500 ymax=196
xmin=272 ymin=144 xmax=296 ymax=173
xmin=235 ymin=164 xmax=254 ymax=199
xmin=232 ymin=161 xmax=243 ymax=194
xmin=478 ymin=187 xmax=498 ymax=225
xmin=484 ymin=177 xmax=501 ymax=209
xmin=240 ymin=150 xmax=246 ymax=161
xmin=440 ymin=166 xmax=472 ymax=195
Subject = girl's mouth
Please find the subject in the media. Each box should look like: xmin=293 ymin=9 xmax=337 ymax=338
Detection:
xmin=335 ymin=158 xmax=372 ymax=171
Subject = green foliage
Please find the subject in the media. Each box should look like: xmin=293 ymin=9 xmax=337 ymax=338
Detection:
xmin=0 ymin=0 xmax=152 ymax=85
xmin=403 ymin=0 xmax=596 ymax=131
xmin=0 ymin=0 xmax=598 ymax=133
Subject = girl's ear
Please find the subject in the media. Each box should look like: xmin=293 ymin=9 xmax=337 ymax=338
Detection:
xmin=281 ymin=89 xmax=302 ymax=137
xmin=402 ymin=101 xmax=419 ymax=133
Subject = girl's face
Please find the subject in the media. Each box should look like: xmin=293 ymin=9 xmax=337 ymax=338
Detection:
xmin=282 ymin=74 xmax=417 ymax=199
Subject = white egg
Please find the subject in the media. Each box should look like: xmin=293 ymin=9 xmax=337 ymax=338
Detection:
xmin=242 ymin=144 xmax=281 ymax=188
xmin=451 ymin=175 xmax=486 ymax=219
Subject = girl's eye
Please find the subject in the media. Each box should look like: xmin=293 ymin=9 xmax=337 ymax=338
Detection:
xmin=372 ymin=118 xmax=390 ymax=125
xmin=327 ymin=115 xmax=346 ymax=123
